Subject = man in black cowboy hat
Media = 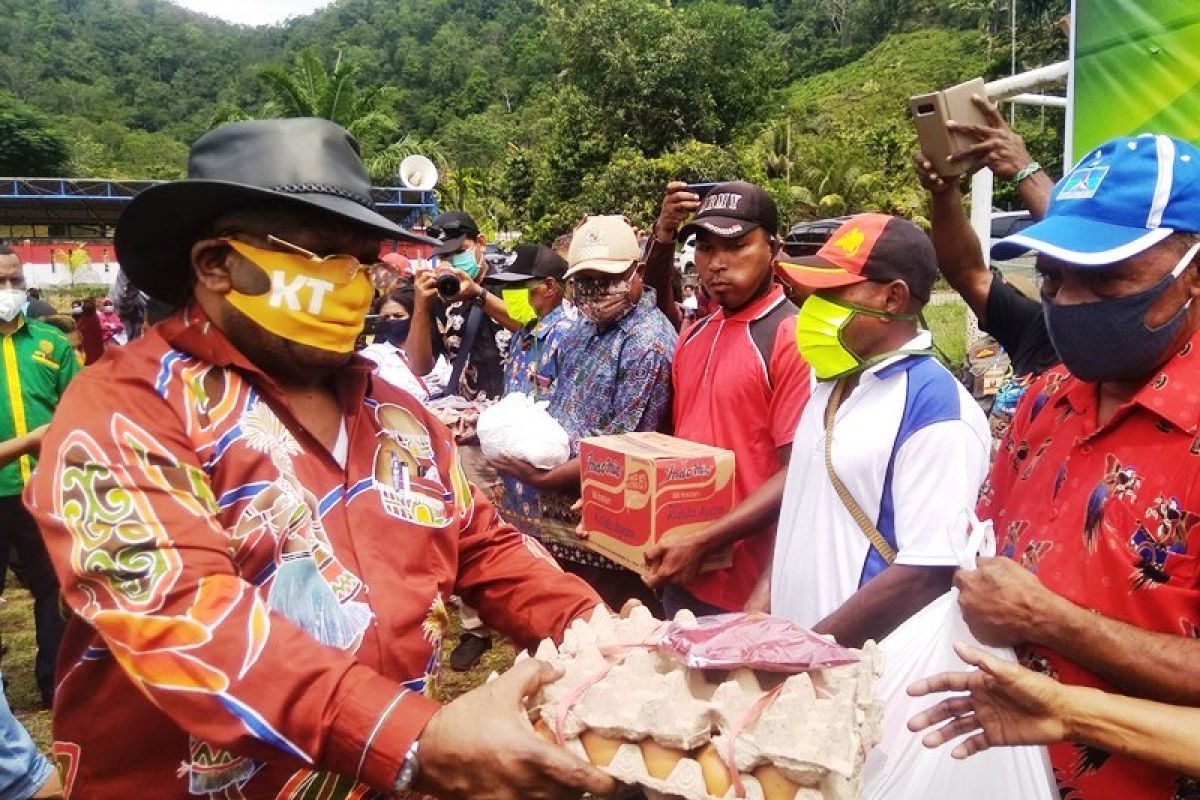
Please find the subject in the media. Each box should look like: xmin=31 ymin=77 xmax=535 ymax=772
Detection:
xmin=26 ymin=118 xmax=613 ymax=800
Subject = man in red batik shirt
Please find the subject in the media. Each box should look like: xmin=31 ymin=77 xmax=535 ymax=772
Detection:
xmin=959 ymin=134 xmax=1200 ymax=800
xmin=25 ymin=118 xmax=614 ymax=800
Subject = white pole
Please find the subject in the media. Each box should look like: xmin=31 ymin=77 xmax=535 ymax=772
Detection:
xmin=984 ymin=61 xmax=1070 ymax=100
xmin=1010 ymin=0 xmax=1018 ymax=126
xmin=1007 ymin=93 xmax=1068 ymax=108
xmin=966 ymin=168 xmax=994 ymax=344
xmin=1064 ymin=0 xmax=1079 ymax=168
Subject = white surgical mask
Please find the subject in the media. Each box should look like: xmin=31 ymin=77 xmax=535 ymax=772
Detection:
xmin=0 ymin=290 xmax=25 ymax=322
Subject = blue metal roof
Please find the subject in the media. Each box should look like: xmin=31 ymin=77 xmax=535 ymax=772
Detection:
xmin=0 ymin=178 xmax=438 ymax=232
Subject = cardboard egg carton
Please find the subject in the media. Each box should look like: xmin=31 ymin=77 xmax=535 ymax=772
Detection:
xmin=518 ymin=607 xmax=882 ymax=800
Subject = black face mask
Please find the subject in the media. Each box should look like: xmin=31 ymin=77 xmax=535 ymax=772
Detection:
xmin=377 ymin=318 xmax=411 ymax=347
xmin=1042 ymin=244 xmax=1199 ymax=383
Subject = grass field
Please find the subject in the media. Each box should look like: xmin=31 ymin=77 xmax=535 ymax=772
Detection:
xmin=925 ymin=300 xmax=969 ymax=370
xmin=3 ymin=590 xmax=52 ymax=749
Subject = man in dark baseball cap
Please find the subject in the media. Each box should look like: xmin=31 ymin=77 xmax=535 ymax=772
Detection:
xmin=427 ymin=210 xmax=482 ymax=258
xmin=487 ymin=244 xmax=572 ymax=398
xmin=407 ymin=209 xmax=519 ymax=400
xmin=678 ymin=180 xmax=780 ymax=242
xmin=641 ymin=179 xmax=813 ymax=622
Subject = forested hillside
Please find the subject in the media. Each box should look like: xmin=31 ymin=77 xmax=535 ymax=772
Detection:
xmin=0 ymin=0 xmax=1069 ymax=235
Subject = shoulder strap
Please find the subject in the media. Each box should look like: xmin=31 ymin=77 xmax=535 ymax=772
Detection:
xmin=448 ymin=303 xmax=485 ymax=397
xmin=823 ymin=378 xmax=898 ymax=565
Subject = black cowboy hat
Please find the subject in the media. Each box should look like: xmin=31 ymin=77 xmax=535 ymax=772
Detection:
xmin=115 ymin=117 xmax=436 ymax=304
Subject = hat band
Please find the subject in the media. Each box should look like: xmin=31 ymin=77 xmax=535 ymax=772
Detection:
xmin=270 ymin=183 xmax=376 ymax=210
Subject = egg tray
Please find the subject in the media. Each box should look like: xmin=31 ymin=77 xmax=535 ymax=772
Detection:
xmin=516 ymin=607 xmax=883 ymax=800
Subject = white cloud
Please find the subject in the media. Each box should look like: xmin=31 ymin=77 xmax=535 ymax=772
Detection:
xmin=169 ymin=0 xmax=333 ymax=26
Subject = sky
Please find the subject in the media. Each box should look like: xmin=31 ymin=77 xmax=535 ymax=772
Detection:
xmin=170 ymin=0 xmax=333 ymax=27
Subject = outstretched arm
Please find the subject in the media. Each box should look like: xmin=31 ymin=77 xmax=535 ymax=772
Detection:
xmin=908 ymin=642 xmax=1200 ymax=779
xmin=0 ymin=425 xmax=47 ymax=470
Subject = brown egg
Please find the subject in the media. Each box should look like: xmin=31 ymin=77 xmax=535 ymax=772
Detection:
xmin=640 ymin=739 xmax=686 ymax=780
xmin=532 ymin=718 xmax=556 ymax=744
xmin=580 ymin=730 xmax=624 ymax=768
xmin=696 ymin=744 xmax=733 ymax=797
xmin=753 ymin=764 xmax=799 ymax=800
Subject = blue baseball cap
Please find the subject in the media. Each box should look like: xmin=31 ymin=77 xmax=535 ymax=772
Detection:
xmin=992 ymin=134 xmax=1200 ymax=266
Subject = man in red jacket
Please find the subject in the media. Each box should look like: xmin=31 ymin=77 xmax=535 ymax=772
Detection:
xmin=26 ymin=118 xmax=613 ymax=800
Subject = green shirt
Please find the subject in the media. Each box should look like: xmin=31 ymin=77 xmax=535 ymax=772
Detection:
xmin=0 ymin=316 xmax=80 ymax=495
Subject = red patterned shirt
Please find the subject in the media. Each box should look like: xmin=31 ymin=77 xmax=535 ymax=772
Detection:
xmin=977 ymin=331 xmax=1200 ymax=800
xmin=26 ymin=304 xmax=600 ymax=799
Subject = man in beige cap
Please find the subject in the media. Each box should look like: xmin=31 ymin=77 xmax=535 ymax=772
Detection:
xmin=490 ymin=215 xmax=676 ymax=612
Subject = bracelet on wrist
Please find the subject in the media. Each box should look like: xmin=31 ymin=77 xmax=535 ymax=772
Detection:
xmin=1012 ymin=162 xmax=1042 ymax=184
xmin=392 ymin=740 xmax=420 ymax=793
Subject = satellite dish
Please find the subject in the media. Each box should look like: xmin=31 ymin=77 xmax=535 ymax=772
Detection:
xmin=398 ymin=154 xmax=438 ymax=190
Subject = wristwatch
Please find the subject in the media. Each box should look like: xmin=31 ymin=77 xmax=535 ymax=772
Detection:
xmin=392 ymin=740 xmax=420 ymax=793
xmin=475 ymin=286 xmax=490 ymax=307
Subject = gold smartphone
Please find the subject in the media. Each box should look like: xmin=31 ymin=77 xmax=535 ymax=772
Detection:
xmin=910 ymin=77 xmax=989 ymax=177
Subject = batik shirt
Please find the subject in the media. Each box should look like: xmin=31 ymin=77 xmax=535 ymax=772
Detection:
xmin=26 ymin=304 xmax=601 ymax=800
xmin=498 ymin=303 xmax=579 ymax=556
xmin=533 ymin=291 xmax=675 ymax=568
xmin=978 ymin=330 xmax=1200 ymax=800
xmin=502 ymin=303 xmax=578 ymax=401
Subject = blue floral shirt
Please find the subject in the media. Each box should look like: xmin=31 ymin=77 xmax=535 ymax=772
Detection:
xmin=503 ymin=303 xmax=578 ymax=401
xmin=550 ymin=289 xmax=676 ymax=456
xmin=497 ymin=291 xmax=676 ymax=569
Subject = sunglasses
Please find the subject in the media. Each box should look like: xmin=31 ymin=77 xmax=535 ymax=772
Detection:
xmin=223 ymin=234 xmax=397 ymax=290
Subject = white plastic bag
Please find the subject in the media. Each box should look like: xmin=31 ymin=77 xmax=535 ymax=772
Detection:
xmin=477 ymin=392 xmax=571 ymax=470
xmin=861 ymin=511 xmax=1057 ymax=800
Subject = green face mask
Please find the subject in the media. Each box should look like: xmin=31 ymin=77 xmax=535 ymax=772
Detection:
xmin=502 ymin=287 xmax=538 ymax=325
xmin=796 ymin=293 xmax=919 ymax=380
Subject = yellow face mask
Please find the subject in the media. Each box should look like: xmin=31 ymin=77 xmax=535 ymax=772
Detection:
xmin=502 ymin=287 xmax=538 ymax=326
xmin=223 ymin=237 xmax=374 ymax=354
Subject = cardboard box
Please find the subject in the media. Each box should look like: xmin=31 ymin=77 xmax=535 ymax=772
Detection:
xmin=579 ymin=433 xmax=736 ymax=576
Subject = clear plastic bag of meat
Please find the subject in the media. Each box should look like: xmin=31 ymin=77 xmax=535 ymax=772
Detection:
xmin=655 ymin=612 xmax=860 ymax=673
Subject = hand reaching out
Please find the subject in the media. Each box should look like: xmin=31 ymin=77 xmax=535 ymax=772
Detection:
xmin=907 ymin=642 xmax=1069 ymax=759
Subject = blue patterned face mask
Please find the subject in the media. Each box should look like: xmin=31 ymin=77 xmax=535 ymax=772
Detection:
xmin=1043 ymin=242 xmax=1200 ymax=383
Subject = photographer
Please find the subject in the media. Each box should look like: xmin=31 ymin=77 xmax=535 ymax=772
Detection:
xmin=405 ymin=211 xmax=523 ymax=400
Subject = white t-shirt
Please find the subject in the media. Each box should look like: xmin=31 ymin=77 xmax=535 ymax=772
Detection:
xmin=771 ymin=334 xmax=991 ymax=629
xmin=360 ymin=342 xmax=430 ymax=403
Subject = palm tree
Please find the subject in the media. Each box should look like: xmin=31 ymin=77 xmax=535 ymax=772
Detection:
xmin=363 ymin=134 xmax=449 ymax=184
xmin=240 ymin=48 xmax=448 ymax=186
xmin=257 ymin=48 xmax=395 ymax=144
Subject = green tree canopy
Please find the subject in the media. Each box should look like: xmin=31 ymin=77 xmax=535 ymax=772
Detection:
xmin=0 ymin=94 xmax=70 ymax=176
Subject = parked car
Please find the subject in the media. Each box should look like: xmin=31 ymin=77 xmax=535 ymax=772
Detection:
xmin=483 ymin=243 xmax=509 ymax=270
xmin=783 ymin=211 xmax=1036 ymax=260
xmin=676 ymin=235 xmax=696 ymax=273
xmin=990 ymin=210 xmax=1034 ymax=240
xmin=783 ymin=216 xmax=851 ymax=258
